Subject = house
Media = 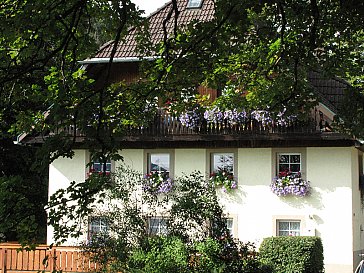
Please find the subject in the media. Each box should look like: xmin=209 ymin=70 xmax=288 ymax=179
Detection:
xmin=21 ymin=1 xmax=364 ymax=273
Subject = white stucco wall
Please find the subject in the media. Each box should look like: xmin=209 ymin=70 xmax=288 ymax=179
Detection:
xmin=47 ymin=150 xmax=88 ymax=245
xmin=47 ymin=147 xmax=362 ymax=273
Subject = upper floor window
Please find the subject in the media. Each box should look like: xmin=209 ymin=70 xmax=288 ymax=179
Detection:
xmin=211 ymin=153 xmax=234 ymax=174
xmin=187 ymin=0 xmax=203 ymax=8
xmin=88 ymin=216 xmax=109 ymax=240
xmin=91 ymin=158 xmax=112 ymax=173
xmin=148 ymin=153 xmax=170 ymax=176
xmin=277 ymin=220 xmax=301 ymax=236
xmin=148 ymin=217 xmax=168 ymax=236
xmin=277 ymin=153 xmax=301 ymax=175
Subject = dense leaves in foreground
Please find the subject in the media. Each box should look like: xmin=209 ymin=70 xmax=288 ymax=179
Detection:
xmin=50 ymin=167 xmax=270 ymax=272
xmin=0 ymin=0 xmax=363 ymax=244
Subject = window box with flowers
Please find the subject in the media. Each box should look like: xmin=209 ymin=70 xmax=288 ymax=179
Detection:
xmin=210 ymin=170 xmax=237 ymax=193
xmin=271 ymin=171 xmax=310 ymax=197
xmin=143 ymin=172 xmax=173 ymax=195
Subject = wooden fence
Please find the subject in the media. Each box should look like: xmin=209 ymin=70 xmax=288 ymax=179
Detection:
xmin=0 ymin=244 xmax=98 ymax=273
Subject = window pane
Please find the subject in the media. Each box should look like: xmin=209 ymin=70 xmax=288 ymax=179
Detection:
xmin=277 ymin=153 xmax=301 ymax=175
xmin=278 ymin=220 xmax=301 ymax=236
xmin=290 ymin=155 xmax=301 ymax=163
xmin=279 ymin=230 xmax=289 ymax=236
xmin=290 ymin=164 xmax=301 ymax=173
xmin=149 ymin=217 xmax=167 ymax=235
xmin=226 ymin=218 xmax=233 ymax=235
xmin=92 ymin=159 xmax=111 ymax=172
xmin=279 ymin=155 xmax=289 ymax=163
xmin=212 ymin=153 xmax=234 ymax=173
xmin=150 ymin=154 xmax=170 ymax=173
xmin=89 ymin=216 xmax=108 ymax=239
xmin=290 ymin=221 xmax=300 ymax=230
xmin=278 ymin=221 xmax=289 ymax=230
xmin=279 ymin=164 xmax=289 ymax=172
xmin=187 ymin=0 xmax=203 ymax=8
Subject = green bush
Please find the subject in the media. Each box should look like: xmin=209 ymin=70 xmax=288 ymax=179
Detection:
xmin=259 ymin=236 xmax=324 ymax=273
xmin=129 ymin=236 xmax=189 ymax=273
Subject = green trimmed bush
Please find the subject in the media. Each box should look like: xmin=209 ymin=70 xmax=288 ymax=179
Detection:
xmin=259 ymin=236 xmax=324 ymax=273
xmin=129 ymin=236 xmax=189 ymax=273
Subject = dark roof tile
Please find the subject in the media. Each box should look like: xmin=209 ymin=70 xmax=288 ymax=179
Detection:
xmin=95 ymin=0 xmax=215 ymax=58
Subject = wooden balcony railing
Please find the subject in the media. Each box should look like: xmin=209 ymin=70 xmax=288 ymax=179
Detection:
xmin=0 ymin=244 xmax=98 ymax=273
xmin=56 ymin=108 xmax=331 ymax=138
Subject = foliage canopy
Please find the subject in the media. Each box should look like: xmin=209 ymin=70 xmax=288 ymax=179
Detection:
xmin=0 ymin=0 xmax=363 ymax=243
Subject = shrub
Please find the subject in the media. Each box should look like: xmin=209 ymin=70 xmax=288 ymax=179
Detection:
xmin=129 ymin=236 xmax=189 ymax=273
xmin=259 ymin=236 xmax=324 ymax=273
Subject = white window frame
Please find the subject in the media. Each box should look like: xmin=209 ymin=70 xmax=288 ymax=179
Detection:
xmin=277 ymin=153 xmax=301 ymax=175
xmin=145 ymin=150 xmax=174 ymax=178
xmin=148 ymin=216 xmax=168 ymax=236
xmin=272 ymin=215 xmax=306 ymax=237
xmin=277 ymin=220 xmax=301 ymax=236
xmin=88 ymin=216 xmax=109 ymax=240
xmin=211 ymin=214 xmax=238 ymax=238
xmin=187 ymin=0 xmax=203 ymax=8
xmin=209 ymin=151 xmax=237 ymax=176
xmin=272 ymin=148 xmax=306 ymax=179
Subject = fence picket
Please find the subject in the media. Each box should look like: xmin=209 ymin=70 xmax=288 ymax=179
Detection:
xmin=0 ymin=244 xmax=97 ymax=273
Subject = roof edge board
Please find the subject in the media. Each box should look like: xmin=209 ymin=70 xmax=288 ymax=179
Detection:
xmin=78 ymin=56 xmax=157 ymax=64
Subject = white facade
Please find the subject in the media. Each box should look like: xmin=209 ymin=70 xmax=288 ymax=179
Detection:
xmin=48 ymin=146 xmax=364 ymax=273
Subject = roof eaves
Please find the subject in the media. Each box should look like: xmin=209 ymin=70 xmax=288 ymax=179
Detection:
xmin=78 ymin=56 xmax=158 ymax=64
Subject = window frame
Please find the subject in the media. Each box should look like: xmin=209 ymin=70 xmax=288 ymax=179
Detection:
xmin=277 ymin=220 xmax=301 ymax=236
xmin=91 ymin=158 xmax=112 ymax=173
xmin=208 ymin=150 xmax=237 ymax=177
xmin=145 ymin=150 xmax=174 ymax=178
xmin=272 ymin=148 xmax=306 ymax=179
xmin=186 ymin=0 xmax=203 ymax=9
xmin=88 ymin=216 xmax=109 ymax=240
xmin=147 ymin=216 xmax=168 ymax=236
xmin=211 ymin=214 xmax=238 ymax=238
xmin=277 ymin=153 xmax=301 ymax=175
xmin=272 ymin=215 xmax=306 ymax=237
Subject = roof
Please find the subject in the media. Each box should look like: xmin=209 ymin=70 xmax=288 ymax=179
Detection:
xmin=308 ymin=71 xmax=349 ymax=113
xmin=94 ymin=0 xmax=215 ymax=59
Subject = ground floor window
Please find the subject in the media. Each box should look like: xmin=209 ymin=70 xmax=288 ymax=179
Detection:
xmin=226 ymin=218 xmax=234 ymax=236
xmin=88 ymin=216 xmax=109 ymax=239
xmin=277 ymin=220 xmax=301 ymax=236
xmin=148 ymin=217 xmax=168 ymax=236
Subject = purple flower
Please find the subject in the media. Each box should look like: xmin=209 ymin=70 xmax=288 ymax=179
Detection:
xmin=143 ymin=172 xmax=174 ymax=194
xmin=271 ymin=175 xmax=310 ymax=197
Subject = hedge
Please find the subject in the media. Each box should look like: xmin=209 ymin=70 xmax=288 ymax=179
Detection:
xmin=259 ymin=236 xmax=324 ymax=273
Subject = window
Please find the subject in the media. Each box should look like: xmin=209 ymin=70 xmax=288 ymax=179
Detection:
xmin=277 ymin=220 xmax=301 ymax=236
xmin=148 ymin=153 xmax=170 ymax=176
xmin=148 ymin=217 xmax=168 ymax=236
xmin=277 ymin=153 xmax=301 ymax=174
xmin=211 ymin=153 xmax=234 ymax=174
xmin=187 ymin=0 xmax=203 ymax=8
xmin=226 ymin=218 xmax=234 ymax=236
xmin=211 ymin=216 xmax=237 ymax=238
xmin=88 ymin=216 xmax=108 ymax=239
xmin=91 ymin=158 xmax=112 ymax=173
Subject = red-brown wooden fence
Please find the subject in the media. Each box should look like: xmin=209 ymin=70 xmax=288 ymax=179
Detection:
xmin=0 ymin=244 xmax=98 ymax=273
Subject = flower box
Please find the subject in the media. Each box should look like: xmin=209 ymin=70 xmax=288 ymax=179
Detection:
xmin=210 ymin=170 xmax=237 ymax=193
xmin=271 ymin=171 xmax=310 ymax=197
xmin=143 ymin=172 xmax=173 ymax=194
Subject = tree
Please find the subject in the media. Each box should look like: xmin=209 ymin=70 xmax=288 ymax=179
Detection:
xmin=0 ymin=0 xmax=363 ymax=244
xmin=48 ymin=166 xmax=269 ymax=273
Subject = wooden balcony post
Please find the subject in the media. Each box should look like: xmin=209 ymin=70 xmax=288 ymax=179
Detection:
xmin=0 ymin=248 xmax=6 ymax=273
